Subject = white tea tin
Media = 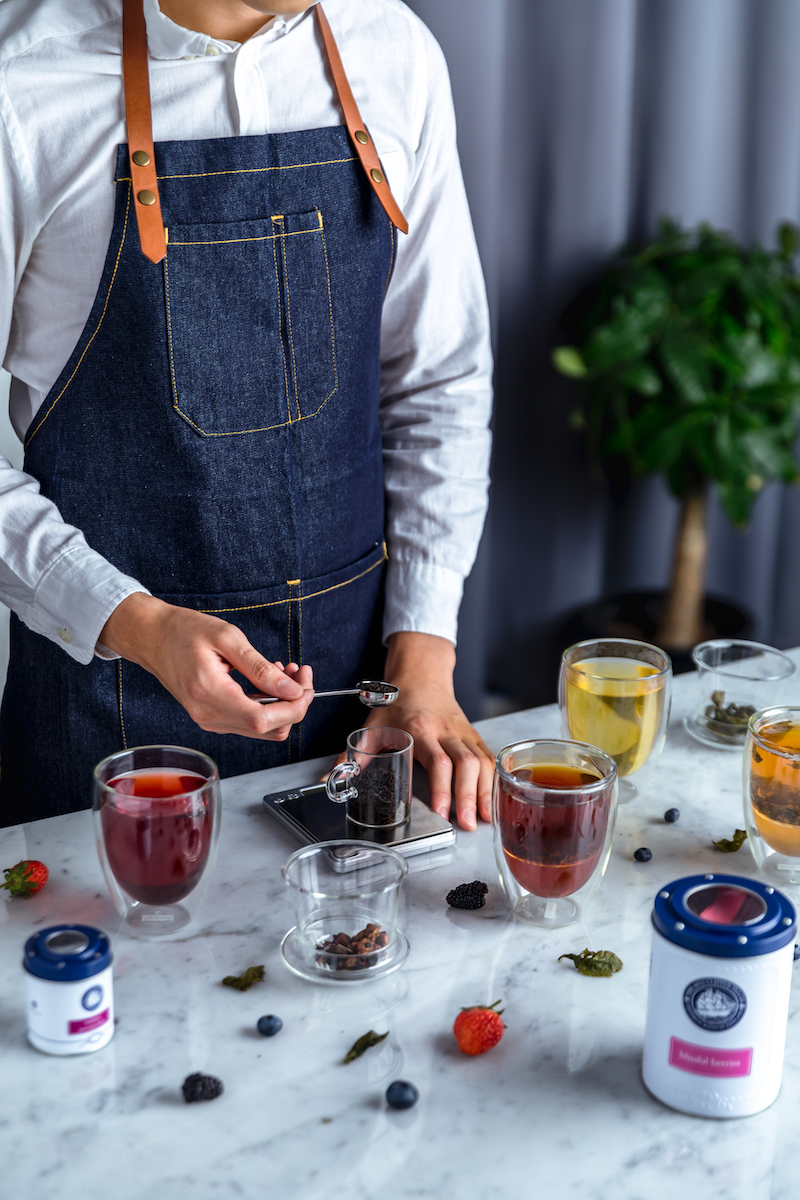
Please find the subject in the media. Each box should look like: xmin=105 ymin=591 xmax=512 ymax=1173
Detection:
xmin=643 ymin=873 xmax=795 ymax=1117
xmin=24 ymin=925 xmax=114 ymax=1056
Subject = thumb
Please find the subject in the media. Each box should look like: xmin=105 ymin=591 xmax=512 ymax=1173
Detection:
xmin=225 ymin=637 xmax=305 ymax=700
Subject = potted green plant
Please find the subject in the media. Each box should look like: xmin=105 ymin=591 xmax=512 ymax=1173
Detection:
xmin=553 ymin=218 xmax=800 ymax=653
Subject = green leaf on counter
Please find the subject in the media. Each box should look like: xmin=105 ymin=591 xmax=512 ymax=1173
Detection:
xmin=343 ymin=1029 xmax=388 ymax=1064
xmin=222 ymin=965 xmax=265 ymax=991
xmin=558 ymin=948 xmax=623 ymax=977
xmin=713 ymin=829 xmax=748 ymax=853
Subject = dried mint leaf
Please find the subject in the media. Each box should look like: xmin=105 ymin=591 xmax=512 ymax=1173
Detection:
xmin=558 ymin=948 xmax=623 ymax=977
xmin=343 ymin=1029 xmax=388 ymax=1064
xmin=222 ymin=965 xmax=265 ymax=991
xmin=713 ymin=829 xmax=748 ymax=853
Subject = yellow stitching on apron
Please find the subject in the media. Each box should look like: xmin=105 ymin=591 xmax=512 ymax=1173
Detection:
xmin=114 ymin=156 xmax=357 ymax=184
xmin=199 ymin=543 xmax=387 ymax=613
xmin=297 ymin=588 xmax=303 ymax=758
xmin=271 ymin=230 xmax=293 ymax=424
xmin=286 ymin=583 xmax=292 ymax=672
xmin=167 ymin=228 xmax=320 ymax=247
xmin=383 ymin=220 xmax=395 ymax=300
xmin=295 ymin=214 xmax=339 ymax=420
xmin=276 ymin=218 xmax=301 ymax=421
xmin=25 ymin=186 xmax=132 ymax=447
xmin=117 ymin=660 xmax=128 ymax=750
xmin=163 ymin=254 xmax=184 ymax=422
xmin=160 ymin=211 xmax=336 ymax=438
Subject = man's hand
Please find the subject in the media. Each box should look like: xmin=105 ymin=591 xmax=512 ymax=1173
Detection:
xmin=100 ymin=593 xmax=314 ymax=740
xmin=362 ymin=632 xmax=493 ymax=831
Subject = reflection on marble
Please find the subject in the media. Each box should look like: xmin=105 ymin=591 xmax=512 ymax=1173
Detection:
xmin=2 ymin=655 xmax=800 ymax=1198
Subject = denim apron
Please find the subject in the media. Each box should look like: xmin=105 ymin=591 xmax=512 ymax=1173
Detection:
xmin=0 ymin=24 xmax=398 ymax=824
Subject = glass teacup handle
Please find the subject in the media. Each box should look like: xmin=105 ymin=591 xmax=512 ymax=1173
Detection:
xmin=326 ymin=761 xmax=360 ymax=804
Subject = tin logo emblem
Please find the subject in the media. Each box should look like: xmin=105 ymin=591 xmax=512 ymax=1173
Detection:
xmin=81 ymin=985 xmax=104 ymax=1012
xmin=683 ymin=978 xmax=746 ymax=1031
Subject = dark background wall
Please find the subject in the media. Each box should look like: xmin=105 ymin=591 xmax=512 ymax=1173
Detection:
xmin=407 ymin=0 xmax=800 ymax=716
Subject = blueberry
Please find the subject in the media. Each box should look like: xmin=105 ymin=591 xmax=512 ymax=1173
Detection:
xmin=794 ymin=944 xmax=800 ymax=962
xmin=664 ymin=808 xmax=680 ymax=824
xmin=634 ymin=847 xmax=653 ymax=862
xmin=386 ymin=1080 xmax=419 ymax=1110
xmin=257 ymin=1014 xmax=283 ymax=1037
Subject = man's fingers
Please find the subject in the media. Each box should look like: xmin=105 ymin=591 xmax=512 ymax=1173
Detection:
xmin=413 ymin=733 xmax=454 ymax=821
xmin=224 ymin=634 xmax=305 ymax=700
xmin=443 ymin=736 xmax=485 ymax=831
xmin=476 ymin=744 xmax=494 ymax=824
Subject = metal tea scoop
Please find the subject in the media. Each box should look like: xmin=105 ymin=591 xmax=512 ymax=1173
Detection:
xmin=251 ymin=680 xmax=399 ymax=708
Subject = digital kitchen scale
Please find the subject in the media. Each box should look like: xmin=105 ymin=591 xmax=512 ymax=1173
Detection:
xmin=262 ymin=780 xmax=456 ymax=858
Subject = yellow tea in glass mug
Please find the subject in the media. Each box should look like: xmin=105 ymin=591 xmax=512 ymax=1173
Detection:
xmin=559 ymin=640 xmax=672 ymax=800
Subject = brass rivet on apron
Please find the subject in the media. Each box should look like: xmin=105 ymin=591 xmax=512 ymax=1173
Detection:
xmin=137 ymin=189 xmax=156 ymax=206
xmin=355 ymin=130 xmax=369 ymax=145
xmin=132 ymin=150 xmax=151 ymax=167
xmin=370 ymin=168 xmax=384 ymax=185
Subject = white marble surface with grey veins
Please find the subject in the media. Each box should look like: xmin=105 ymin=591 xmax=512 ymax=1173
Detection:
xmin=4 ymin=655 xmax=800 ymax=1200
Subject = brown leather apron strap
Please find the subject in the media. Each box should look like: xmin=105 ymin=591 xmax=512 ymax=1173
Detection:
xmin=314 ymin=4 xmax=408 ymax=234
xmin=120 ymin=1 xmax=408 ymax=262
xmin=122 ymin=0 xmax=166 ymax=264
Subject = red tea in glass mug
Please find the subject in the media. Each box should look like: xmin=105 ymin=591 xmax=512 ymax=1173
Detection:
xmin=100 ymin=768 xmax=213 ymax=906
xmin=498 ymin=762 xmax=613 ymax=898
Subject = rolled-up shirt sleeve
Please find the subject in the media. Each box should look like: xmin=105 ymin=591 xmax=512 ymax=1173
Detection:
xmin=0 ymin=103 xmax=147 ymax=665
xmin=379 ymin=24 xmax=493 ymax=647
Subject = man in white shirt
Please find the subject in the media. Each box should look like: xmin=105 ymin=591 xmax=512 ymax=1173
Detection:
xmin=0 ymin=0 xmax=494 ymax=829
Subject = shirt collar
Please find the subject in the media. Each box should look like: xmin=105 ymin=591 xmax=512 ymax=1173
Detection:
xmin=143 ymin=0 xmax=315 ymax=61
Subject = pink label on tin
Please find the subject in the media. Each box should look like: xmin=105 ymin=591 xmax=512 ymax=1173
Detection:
xmin=669 ymin=1036 xmax=752 ymax=1077
xmin=68 ymin=1008 xmax=109 ymax=1035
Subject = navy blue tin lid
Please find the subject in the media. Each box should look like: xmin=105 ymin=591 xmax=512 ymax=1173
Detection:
xmin=23 ymin=925 xmax=112 ymax=982
xmin=653 ymin=874 xmax=796 ymax=958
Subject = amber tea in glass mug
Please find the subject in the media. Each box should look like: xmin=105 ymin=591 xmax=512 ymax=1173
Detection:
xmin=744 ymin=707 xmax=800 ymax=886
xmin=493 ymin=739 xmax=618 ymax=928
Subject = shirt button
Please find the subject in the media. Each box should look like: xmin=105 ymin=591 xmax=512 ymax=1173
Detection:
xmin=205 ymin=45 xmax=220 ymax=55
xmin=58 ymin=628 xmax=73 ymax=644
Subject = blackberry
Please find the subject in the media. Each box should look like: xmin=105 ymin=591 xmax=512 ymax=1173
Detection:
xmin=633 ymin=847 xmax=653 ymax=863
xmin=664 ymin=808 xmax=680 ymax=824
xmin=446 ymin=881 xmax=489 ymax=910
xmin=182 ymin=1073 xmax=224 ymax=1103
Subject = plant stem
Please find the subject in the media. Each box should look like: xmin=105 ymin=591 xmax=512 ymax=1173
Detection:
xmin=656 ymin=486 xmax=708 ymax=651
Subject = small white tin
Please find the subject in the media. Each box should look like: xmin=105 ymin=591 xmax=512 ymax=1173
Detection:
xmin=643 ymin=874 xmax=795 ymax=1117
xmin=24 ymin=925 xmax=114 ymax=1056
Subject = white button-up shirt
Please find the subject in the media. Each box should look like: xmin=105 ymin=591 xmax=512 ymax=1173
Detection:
xmin=0 ymin=0 xmax=492 ymax=664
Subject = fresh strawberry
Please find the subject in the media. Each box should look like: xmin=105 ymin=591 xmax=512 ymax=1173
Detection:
xmin=1 ymin=859 xmax=49 ymax=898
xmin=453 ymin=1000 xmax=505 ymax=1056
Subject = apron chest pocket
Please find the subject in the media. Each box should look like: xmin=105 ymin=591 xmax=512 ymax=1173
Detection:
xmin=163 ymin=210 xmax=338 ymax=436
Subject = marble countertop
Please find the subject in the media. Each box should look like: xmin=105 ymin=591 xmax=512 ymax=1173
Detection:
xmin=3 ymin=656 xmax=800 ymax=1200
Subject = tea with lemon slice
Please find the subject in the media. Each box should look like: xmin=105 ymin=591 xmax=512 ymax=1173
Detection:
xmin=564 ymin=656 xmax=667 ymax=777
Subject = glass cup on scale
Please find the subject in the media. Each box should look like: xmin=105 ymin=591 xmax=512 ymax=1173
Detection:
xmin=559 ymin=638 xmax=672 ymax=802
xmin=93 ymin=745 xmax=221 ymax=937
xmin=492 ymin=738 xmax=618 ymax=928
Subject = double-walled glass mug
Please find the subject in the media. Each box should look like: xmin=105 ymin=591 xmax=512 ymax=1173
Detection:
xmin=560 ymin=638 xmax=672 ymax=801
xmin=686 ymin=640 xmax=795 ymax=750
xmin=281 ymin=841 xmax=410 ymax=983
xmin=325 ymin=727 xmax=413 ymax=829
xmin=93 ymin=745 xmax=221 ymax=937
xmin=492 ymin=739 xmax=618 ymax=928
xmin=744 ymin=707 xmax=800 ymax=886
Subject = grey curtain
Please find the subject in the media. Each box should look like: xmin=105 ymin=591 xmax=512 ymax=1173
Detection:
xmin=407 ymin=0 xmax=800 ymax=713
